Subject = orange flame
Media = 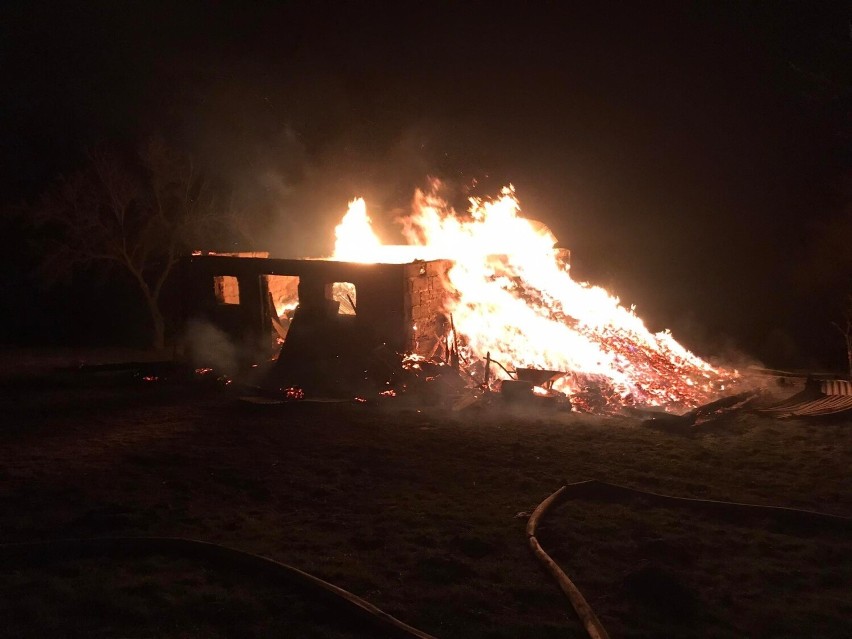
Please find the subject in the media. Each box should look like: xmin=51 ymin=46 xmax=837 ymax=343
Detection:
xmin=333 ymin=198 xmax=383 ymax=262
xmin=331 ymin=185 xmax=737 ymax=410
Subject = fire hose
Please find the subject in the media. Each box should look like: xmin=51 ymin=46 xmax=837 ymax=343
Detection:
xmin=0 ymin=536 xmax=437 ymax=639
xmin=528 ymin=480 xmax=852 ymax=639
xmin=2 ymin=488 xmax=848 ymax=639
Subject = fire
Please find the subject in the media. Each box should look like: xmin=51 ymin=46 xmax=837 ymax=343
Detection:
xmin=330 ymin=185 xmax=738 ymax=410
xmin=274 ymin=299 xmax=300 ymax=318
xmin=333 ymin=198 xmax=382 ymax=262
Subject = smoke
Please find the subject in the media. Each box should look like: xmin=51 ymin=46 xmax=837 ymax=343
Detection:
xmin=244 ymin=124 xmax=471 ymax=259
xmin=183 ymin=318 xmax=238 ymax=374
xmin=171 ymin=66 xmax=500 ymax=260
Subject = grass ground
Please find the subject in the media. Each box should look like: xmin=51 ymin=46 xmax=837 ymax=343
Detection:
xmin=0 ymin=369 xmax=849 ymax=638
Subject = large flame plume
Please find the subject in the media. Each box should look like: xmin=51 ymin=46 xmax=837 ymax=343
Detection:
xmin=331 ymin=185 xmax=738 ymax=410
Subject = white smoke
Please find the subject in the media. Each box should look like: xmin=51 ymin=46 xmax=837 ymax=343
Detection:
xmin=183 ymin=318 xmax=238 ymax=374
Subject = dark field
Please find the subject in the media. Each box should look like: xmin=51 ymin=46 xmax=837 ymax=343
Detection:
xmin=1 ymin=371 xmax=850 ymax=638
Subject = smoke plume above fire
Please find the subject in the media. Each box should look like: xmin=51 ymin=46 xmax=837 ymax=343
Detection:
xmin=331 ymin=183 xmax=739 ymax=411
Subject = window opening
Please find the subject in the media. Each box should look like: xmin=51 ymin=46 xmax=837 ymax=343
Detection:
xmin=266 ymin=275 xmax=300 ymax=342
xmin=213 ymin=275 xmax=240 ymax=305
xmin=328 ymin=282 xmax=356 ymax=315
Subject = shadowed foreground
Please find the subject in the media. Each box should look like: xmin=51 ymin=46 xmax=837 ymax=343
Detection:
xmin=1 ymin=372 xmax=850 ymax=637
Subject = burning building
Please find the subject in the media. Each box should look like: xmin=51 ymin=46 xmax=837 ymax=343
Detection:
xmin=180 ymin=252 xmax=455 ymax=395
xmin=178 ymin=186 xmax=740 ymax=411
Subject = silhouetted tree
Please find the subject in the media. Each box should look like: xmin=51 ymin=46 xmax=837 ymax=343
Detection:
xmin=30 ymin=138 xmax=232 ymax=350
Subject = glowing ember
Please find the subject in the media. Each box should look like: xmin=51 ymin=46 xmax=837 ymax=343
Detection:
xmin=330 ymin=185 xmax=738 ymax=411
xmin=281 ymin=386 xmax=305 ymax=401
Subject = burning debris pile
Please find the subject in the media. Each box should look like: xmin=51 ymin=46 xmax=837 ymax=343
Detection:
xmin=328 ymin=185 xmax=740 ymax=413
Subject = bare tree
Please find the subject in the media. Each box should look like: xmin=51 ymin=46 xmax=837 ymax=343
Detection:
xmin=31 ymin=138 xmax=230 ymax=350
xmin=833 ymin=295 xmax=852 ymax=377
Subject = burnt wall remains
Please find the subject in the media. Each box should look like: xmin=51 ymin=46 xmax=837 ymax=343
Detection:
xmin=404 ymin=259 xmax=454 ymax=357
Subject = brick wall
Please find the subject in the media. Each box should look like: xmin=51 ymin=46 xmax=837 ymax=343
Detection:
xmin=403 ymin=259 xmax=454 ymax=357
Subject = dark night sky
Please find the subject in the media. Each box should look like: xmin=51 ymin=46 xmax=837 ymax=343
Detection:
xmin=1 ymin=1 xmax=850 ymax=368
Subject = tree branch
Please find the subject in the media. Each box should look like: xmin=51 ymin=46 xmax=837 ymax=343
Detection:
xmin=28 ymin=136 xmax=235 ymax=349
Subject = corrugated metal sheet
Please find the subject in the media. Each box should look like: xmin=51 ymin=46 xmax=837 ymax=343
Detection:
xmin=760 ymin=380 xmax=852 ymax=417
xmin=820 ymin=379 xmax=852 ymax=396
